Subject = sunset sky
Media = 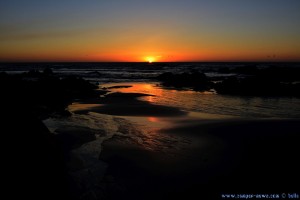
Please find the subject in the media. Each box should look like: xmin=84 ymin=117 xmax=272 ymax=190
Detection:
xmin=1 ymin=0 xmax=300 ymax=62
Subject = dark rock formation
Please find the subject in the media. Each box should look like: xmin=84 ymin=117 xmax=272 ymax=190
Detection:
xmin=155 ymin=65 xmax=300 ymax=97
xmin=2 ymin=110 xmax=70 ymax=199
xmin=0 ymin=69 xmax=101 ymax=199
xmin=0 ymin=70 xmax=99 ymax=119
xmin=215 ymin=72 xmax=300 ymax=97
xmin=156 ymin=70 xmax=211 ymax=91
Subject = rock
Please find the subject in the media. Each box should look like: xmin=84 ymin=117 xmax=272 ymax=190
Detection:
xmin=157 ymin=71 xmax=211 ymax=91
xmin=2 ymin=110 xmax=70 ymax=199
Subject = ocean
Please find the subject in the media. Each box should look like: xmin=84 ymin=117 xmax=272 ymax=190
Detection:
xmin=1 ymin=62 xmax=300 ymax=118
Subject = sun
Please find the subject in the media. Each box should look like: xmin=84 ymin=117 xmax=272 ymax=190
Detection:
xmin=145 ymin=56 xmax=155 ymax=63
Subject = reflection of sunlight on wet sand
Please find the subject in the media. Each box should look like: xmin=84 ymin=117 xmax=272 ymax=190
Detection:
xmin=102 ymin=82 xmax=217 ymax=112
xmin=148 ymin=117 xmax=159 ymax=122
xmin=120 ymin=120 xmax=190 ymax=153
xmin=144 ymin=95 xmax=155 ymax=103
xmin=120 ymin=115 xmax=172 ymax=130
xmin=68 ymin=83 xmax=224 ymax=154
xmin=103 ymin=82 xmax=163 ymax=103
xmin=68 ymin=103 xmax=101 ymax=112
xmin=114 ymin=114 xmax=192 ymax=153
xmin=102 ymin=82 xmax=235 ymax=121
xmin=136 ymin=129 xmax=190 ymax=153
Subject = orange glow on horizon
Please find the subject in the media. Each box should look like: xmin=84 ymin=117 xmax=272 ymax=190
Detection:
xmin=1 ymin=41 xmax=300 ymax=62
xmin=2 ymin=52 xmax=300 ymax=62
xmin=1 ymin=28 xmax=300 ymax=62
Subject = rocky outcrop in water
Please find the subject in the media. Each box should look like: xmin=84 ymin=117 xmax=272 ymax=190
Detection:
xmin=156 ymin=65 xmax=300 ymax=97
xmin=156 ymin=70 xmax=212 ymax=91
xmin=215 ymin=66 xmax=300 ymax=96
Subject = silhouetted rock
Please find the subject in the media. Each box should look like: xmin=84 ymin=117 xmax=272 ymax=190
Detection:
xmin=0 ymin=70 xmax=102 ymax=199
xmin=157 ymin=71 xmax=211 ymax=91
xmin=43 ymin=67 xmax=54 ymax=76
xmin=2 ymin=110 xmax=70 ymax=200
xmin=215 ymin=74 xmax=300 ymax=97
xmin=86 ymin=70 xmax=102 ymax=77
xmin=0 ymin=71 xmax=99 ymax=119
xmin=27 ymin=69 xmax=42 ymax=77
xmin=162 ymin=64 xmax=300 ymax=96
xmin=233 ymin=64 xmax=259 ymax=75
xmin=218 ymin=67 xmax=230 ymax=73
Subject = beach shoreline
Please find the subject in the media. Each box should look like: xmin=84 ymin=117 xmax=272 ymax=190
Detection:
xmin=69 ymin=73 xmax=298 ymax=198
xmin=59 ymin=87 xmax=300 ymax=199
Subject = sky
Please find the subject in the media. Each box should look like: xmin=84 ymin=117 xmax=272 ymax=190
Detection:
xmin=0 ymin=0 xmax=300 ymax=62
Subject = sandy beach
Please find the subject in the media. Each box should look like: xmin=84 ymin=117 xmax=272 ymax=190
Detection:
xmin=99 ymin=119 xmax=300 ymax=199
xmin=61 ymin=87 xmax=300 ymax=199
xmin=1 ymin=68 xmax=299 ymax=199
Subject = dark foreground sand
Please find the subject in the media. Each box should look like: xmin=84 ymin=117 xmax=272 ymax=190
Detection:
xmin=99 ymin=118 xmax=300 ymax=199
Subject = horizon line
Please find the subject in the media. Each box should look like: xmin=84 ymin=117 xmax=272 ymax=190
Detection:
xmin=1 ymin=60 xmax=300 ymax=64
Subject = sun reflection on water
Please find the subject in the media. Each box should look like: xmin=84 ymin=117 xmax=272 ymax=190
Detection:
xmin=101 ymin=82 xmax=297 ymax=119
xmin=102 ymin=82 xmax=217 ymax=116
xmin=68 ymin=103 xmax=102 ymax=112
xmin=107 ymin=82 xmax=161 ymax=96
xmin=148 ymin=117 xmax=159 ymax=122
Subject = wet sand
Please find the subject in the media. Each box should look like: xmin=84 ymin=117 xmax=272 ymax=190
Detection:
xmin=71 ymin=90 xmax=300 ymax=199
xmin=72 ymin=92 xmax=187 ymax=117
xmin=100 ymin=118 xmax=300 ymax=199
